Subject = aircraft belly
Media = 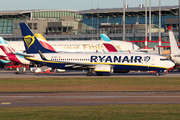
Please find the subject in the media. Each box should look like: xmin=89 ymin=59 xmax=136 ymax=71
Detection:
xmin=113 ymin=64 xmax=166 ymax=71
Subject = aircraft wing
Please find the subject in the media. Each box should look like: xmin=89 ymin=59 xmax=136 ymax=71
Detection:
xmin=8 ymin=53 xmax=34 ymax=57
xmin=38 ymin=50 xmax=96 ymax=69
xmin=61 ymin=61 xmax=96 ymax=69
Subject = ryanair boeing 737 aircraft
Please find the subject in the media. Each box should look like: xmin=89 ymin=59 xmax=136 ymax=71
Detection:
xmin=19 ymin=23 xmax=175 ymax=76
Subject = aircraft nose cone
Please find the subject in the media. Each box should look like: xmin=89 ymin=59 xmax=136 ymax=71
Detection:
xmin=168 ymin=61 xmax=175 ymax=68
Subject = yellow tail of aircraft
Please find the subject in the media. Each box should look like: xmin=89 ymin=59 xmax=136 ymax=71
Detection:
xmin=34 ymin=33 xmax=47 ymax=41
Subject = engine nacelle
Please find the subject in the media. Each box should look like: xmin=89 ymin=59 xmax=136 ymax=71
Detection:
xmin=95 ymin=65 xmax=113 ymax=75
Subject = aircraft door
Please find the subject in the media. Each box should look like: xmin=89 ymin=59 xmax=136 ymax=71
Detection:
xmin=151 ymin=57 xmax=155 ymax=65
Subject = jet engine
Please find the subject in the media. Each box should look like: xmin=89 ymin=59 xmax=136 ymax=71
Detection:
xmin=95 ymin=65 xmax=113 ymax=76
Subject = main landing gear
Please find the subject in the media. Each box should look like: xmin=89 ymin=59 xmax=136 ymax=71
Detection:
xmin=155 ymin=72 xmax=160 ymax=76
xmin=86 ymin=69 xmax=93 ymax=76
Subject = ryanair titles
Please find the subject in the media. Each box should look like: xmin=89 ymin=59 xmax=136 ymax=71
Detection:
xmin=90 ymin=55 xmax=151 ymax=63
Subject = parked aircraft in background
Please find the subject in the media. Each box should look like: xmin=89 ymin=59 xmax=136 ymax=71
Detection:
xmin=100 ymin=34 xmax=146 ymax=54
xmin=0 ymin=37 xmax=30 ymax=65
xmin=0 ymin=48 xmax=10 ymax=64
xmin=19 ymin=23 xmax=174 ymax=76
xmin=7 ymin=34 xmax=140 ymax=53
xmin=100 ymin=34 xmax=119 ymax=52
xmin=168 ymin=26 xmax=180 ymax=64
xmin=0 ymin=59 xmax=10 ymax=64
xmin=32 ymin=33 xmax=56 ymax=52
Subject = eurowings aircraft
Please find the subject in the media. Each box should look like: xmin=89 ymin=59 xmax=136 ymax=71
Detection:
xmin=100 ymin=34 xmax=146 ymax=54
xmin=20 ymin=23 xmax=174 ymax=76
xmin=0 ymin=59 xmax=10 ymax=64
xmin=0 ymin=37 xmax=30 ymax=65
xmin=0 ymin=48 xmax=10 ymax=64
xmin=7 ymin=35 xmax=140 ymax=53
xmin=100 ymin=34 xmax=120 ymax=52
xmin=168 ymin=26 xmax=180 ymax=64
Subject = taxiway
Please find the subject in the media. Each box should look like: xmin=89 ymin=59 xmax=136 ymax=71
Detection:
xmin=1 ymin=69 xmax=180 ymax=107
xmin=1 ymin=92 xmax=180 ymax=107
xmin=0 ymin=69 xmax=180 ymax=78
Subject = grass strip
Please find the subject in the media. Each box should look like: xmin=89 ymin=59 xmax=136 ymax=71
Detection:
xmin=0 ymin=77 xmax=180 ymax=92
xmin=0 ymin=104 xmax=180 ymax=120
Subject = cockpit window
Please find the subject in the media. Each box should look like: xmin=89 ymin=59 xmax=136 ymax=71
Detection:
xmin=160 ymin=58 xmax=169 ymax=61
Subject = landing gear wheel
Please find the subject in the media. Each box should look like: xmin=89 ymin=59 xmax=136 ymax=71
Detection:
xmin=87 ymin=72 xmax=93 ymax=76
xmin=156 ymin=72 xmax=160 ymax=76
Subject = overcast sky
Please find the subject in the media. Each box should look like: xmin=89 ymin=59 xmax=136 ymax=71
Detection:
xmin=0 ymin=0 xmax=178 ymax=11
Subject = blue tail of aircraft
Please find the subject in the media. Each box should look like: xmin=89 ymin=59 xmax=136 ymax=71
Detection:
xmin=19 ymin=23 xmax=56 ymax=54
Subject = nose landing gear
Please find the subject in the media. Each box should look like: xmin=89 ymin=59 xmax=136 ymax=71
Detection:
xmin=155 ymin=72 xmax=160 ymax=76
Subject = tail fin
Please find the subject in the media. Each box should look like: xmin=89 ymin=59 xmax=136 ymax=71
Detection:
xmin=100 ymin=34 xmax=119 ymax=52
xmin=0 ymin=37 xmax=15 ymax=54
xmin=19 ymin=23 xmax=56 ymax=54
xmin=168 ymin=26 xmax=180 ymax=54
xmin=34 ymin=33 xmax=47 ymax=41
xmin=34 ymin=33 xmax=56 ymax=52
xmin=0 ymin=36 xmax=30 ymax=64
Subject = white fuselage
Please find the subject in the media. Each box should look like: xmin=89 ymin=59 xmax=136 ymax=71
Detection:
xmin=27 ymin=52 xmax=174 ymax=71
xmin=7 ymin=40 xmax=140 ymax=53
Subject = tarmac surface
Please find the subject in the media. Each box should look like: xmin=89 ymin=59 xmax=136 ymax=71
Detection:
xmin=0 ymin=69 xmax=180 ymax=107
xmin=1 ymin=92 xmax=180 ymax=107
xmin=0 ymin=69 xmax=180 ymax=78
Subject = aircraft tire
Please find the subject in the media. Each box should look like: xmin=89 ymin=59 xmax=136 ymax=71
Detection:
xmin=155 ymin=72 xmax=160 ymax=76
xmin=86 ymin=72 xmax=93 ymax=76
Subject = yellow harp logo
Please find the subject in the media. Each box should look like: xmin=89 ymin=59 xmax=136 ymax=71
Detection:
xmin=23 ymin=35 xmax=35 ymax=49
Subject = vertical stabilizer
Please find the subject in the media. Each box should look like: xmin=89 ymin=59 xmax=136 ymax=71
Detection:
xmin=19 ymin=23 xmax=56 ymax=54
xmin=168 ymin=26 xmax=180 ymax=54
xmin=0 ymin=36 xmax=30 ymax=64
xmin=100 ymin=34 xmax=119 ymax=52
xmin=0 ymin=37 xmax=14 ymax=54
xmin=34 ymin=33 xmax=56 ymax=51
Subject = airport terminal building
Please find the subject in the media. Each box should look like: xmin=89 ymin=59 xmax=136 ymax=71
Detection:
xmin=0 ymin=5 xmax=179 ymax=48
